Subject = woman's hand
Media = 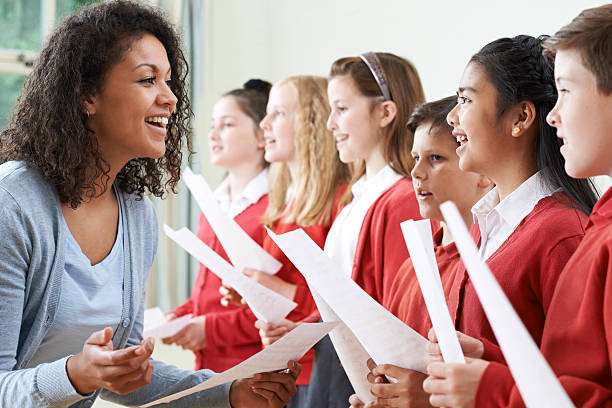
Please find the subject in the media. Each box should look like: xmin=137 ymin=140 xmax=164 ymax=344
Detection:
xmin=423 ymin=358 xmax=490 ymax=408
xmin=160 ymin=315 xmax=206 ymax=350
xmin=229 ymin=360 xmax=302 ymax=408
xmin=426 ymin=328 xmax=484 ymax=363
xmin=66 ymin=327 xmax=154 ymax=395
xmin=254 ymin=319 xmax=298 ymax=347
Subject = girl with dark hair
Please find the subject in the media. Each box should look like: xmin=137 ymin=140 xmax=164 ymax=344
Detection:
xmin=426 ymin=6 xmax=612 ymax=407
xmin=0 ymin=2 xmax=298 ymax=407
xmin=162 ymin=80 xmax=273 ymax=372
xmin=420 ymin=35 xmax=597 ymax=408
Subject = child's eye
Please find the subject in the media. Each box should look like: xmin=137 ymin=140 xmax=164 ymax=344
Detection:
xmin=165 ymin=79 xmax=173 ymax=87
xmin=431 ymin=154 xmax=443 ymax=162
xmin=457 ymin=96 xmax=470 ymax=104
xmin=412 ymin=155 xmax=420 ymax=162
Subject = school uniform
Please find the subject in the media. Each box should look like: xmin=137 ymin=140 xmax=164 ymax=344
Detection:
xmin=447 ymin=172 xmax=588 ymax=362
xmin=475 ymin=187 xmax=612 ymax=407
xmin=303 ymin=166 xmax=422 ymax=408
xmin=172 ymin=170 xmax=268 ymax=372
xmin=263 ymin=186 xmax=346 ymax=390
xmin=384 ymin=227 xmax=461 ymax=337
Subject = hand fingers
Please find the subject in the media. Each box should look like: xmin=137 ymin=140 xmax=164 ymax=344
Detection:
xmin=367 ymin=358 xmax=377 ymax=371
xmin=104 ymin=338 xmax=154 ymax=366
xmin=287 ymin=360 xmax=301 ymax=380
xmin=254 ymin=320 xmax=277 ymax=331
xmin=348 ymin=394 xmax=365 ymax=407
xmin=428 ymin=327 xmax=438 ymax=342
xmin=422 ymin=376 xmax=448 ymax=395
xmin=87 ymin=327 xmax=114 ymax=346
xmin=370 ymin=381 xmax=402 ymax=398
xmin=426 ymin=361 xmax=451 ymax=379
xmin=426 ymin=340 xmax=442 ymax=355
xmin=108 ymin=360 xmax=154 ymax=395
xmin=251 ymin=367 xmax=298 ymax=397
xmin=428 ymin=393 xmax=451 ymax=407
xmin=249 ymin=380 xmax=292 ymax=405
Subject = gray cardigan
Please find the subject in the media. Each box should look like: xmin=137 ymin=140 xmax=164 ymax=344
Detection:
xmin=0 ymin=161 xmax=232 ymax=407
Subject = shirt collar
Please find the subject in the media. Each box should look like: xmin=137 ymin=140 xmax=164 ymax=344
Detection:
xmin=472 ymin=170 xmax=558 ymax=230
xmin=351 ymin=165 xmax=402 ymax=199
xmin=214 ymin=168 xmax=269 ymax=209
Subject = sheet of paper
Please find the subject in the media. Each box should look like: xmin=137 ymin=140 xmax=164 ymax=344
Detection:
xmin=267 ymin=228 xmax=428 ymax=403
xmin=311 ymin=290 xmax=374 ymax=402
xmin=440 ymin=201 xmax=574 ymax=408
xmin=143 ymin=307 xmax=192 ymax=339
xmin=401 ymin=219 xmax=465 ymax=364
xmin=141 ymin=322 xmax=338 ymax=407
xmin=164 ymin=225 xmax=297 ymax=324
xmin=183 ymin=167 xmax=281 ymax=275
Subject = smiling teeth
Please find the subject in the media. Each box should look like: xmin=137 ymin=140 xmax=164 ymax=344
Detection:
xmin=147 ymin=116 xmax=169 ymax=125
xmin=456 ymin=135 xmax=468 ymax=144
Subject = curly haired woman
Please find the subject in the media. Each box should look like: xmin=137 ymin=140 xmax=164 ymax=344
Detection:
xmin=0 ymin=1 xmax=299 ymax=407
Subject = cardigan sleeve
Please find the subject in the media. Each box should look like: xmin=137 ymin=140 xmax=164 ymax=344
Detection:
xmin=0 ymin=188 xmax=89 ymax=407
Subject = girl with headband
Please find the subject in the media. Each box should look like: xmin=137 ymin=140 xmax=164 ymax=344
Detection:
xmin=420 ymin=34 xmax=597 ymax=407
xmin=162 ymin=80 xmax=272 ymax=373
xmin=256 ymin=52 xmax=428 ymax=407
xmin=0 ymin=2 xmax=299 ymax=406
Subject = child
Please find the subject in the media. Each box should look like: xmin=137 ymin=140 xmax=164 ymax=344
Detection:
xmin=349 ymin=96 xmax=492 ymax=407
xmin=163 ymin=80 xmax=272 ymax=372
xmin=424 ymin=5 xmax=612 ymax=407
xmin=225 ymin=75 xmax=351 ymax=407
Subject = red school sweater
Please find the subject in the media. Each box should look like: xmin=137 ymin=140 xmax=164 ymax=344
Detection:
xmin=351 ymin=177 xmax=430 ymax=304
xmin=384 ymin=227 xmax=461 ymax=337
xmin=172 ymin=195 xmax=269 ymax=372
xmin=262 ymin=189 xmax=346 ymax=385
xmin=475 ymin=187 xmax=612 ymax=408
xmin=447 ymin=193 xmax=588 ymax=364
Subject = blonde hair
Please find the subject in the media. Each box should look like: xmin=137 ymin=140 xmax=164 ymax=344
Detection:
xmin=262 ymin=76 xmax=351 ymax=227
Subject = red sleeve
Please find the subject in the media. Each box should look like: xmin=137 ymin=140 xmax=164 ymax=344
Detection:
xmin=352 ymin=179 xmax=422 ymax=303
xmin=205 ymin=306 xmax=260 ymax=347
xmin=172 ymin=296 xmax=194 ymax=317
xmin=480 ymin=336 xmax=506 ymax=364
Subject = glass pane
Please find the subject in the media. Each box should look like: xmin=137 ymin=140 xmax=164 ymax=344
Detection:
xmin=0 ymin=0 xmax=42 ymax=50
xmin=56 ymin=0 xmax=99 ymax=23
xmin=0 ymin=74 xmax=26 ymax=130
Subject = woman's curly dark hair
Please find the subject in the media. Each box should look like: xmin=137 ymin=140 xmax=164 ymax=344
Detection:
xmin=0 ymin=0 xmax=192 ymax=208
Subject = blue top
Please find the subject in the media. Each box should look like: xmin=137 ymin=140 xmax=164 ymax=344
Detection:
xmin=0 ymin=161 xmax=232 ymax=408
xmin=27 ymin=186 xmax=125 ymax=369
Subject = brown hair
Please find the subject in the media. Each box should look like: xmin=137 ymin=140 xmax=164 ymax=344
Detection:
xmin=0 ymin=0 xmax=190 ymax=208
xmin=329 ymin=52 xmax=425 ymax=202
xmin=225 ymin=79 xmax=272 ymax=127
xmin=262 ymin=76 xmax=351 ymax=227
xmin=407 ymin=96 xmax=457 ymax=138
xmin=543 ymin=4 xmax=612 ymax=94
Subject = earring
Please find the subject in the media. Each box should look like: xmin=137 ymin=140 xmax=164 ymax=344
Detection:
xmin=85 ymin=110 xmax=90 ymax=118
xmin=512 ymin=127 xmax=520 ymax=135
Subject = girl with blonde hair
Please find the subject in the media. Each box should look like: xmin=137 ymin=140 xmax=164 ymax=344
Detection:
xmin=224 ymin=75 xmax=351 ymax=406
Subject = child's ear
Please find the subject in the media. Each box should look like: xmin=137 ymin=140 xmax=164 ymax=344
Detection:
xmin=379 ymin=100 xmax=398 ymax=128
xmin=255 ymin=128 xmax=265 ymax=150
xmin=510 ymin=101 xmax=537 ymax=138
xmin=477 ymin=175 xmax=494 ymax=190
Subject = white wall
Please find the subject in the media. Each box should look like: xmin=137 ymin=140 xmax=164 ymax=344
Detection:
xmin=197 ymin=0 xmax=610 ymax=190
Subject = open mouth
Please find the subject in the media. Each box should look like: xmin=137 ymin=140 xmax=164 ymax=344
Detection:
xmin=145 ymin=116 xmax=169 ymax=128
xmin=455 ymin=134 xmax=468 ymax=145
xmin=335 ymin=134 xmax=349 ymax=145
xmin=416 ymin=187 xmax=433 ymax=200
xmin=210 ymin=145 xmax=223 ymax=153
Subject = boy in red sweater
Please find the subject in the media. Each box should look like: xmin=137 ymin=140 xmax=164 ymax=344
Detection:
xmin=349 ymin=96 xmax=492 ymax=407
xmin=424 ymin=5 xmax=612 ymax=407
